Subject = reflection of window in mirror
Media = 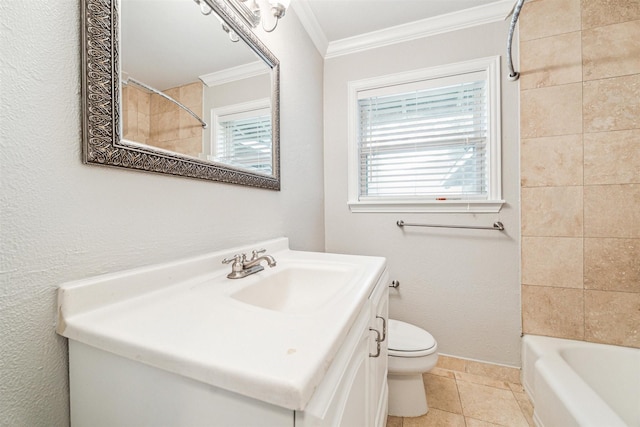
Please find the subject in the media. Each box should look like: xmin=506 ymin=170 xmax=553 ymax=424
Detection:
xmin=212 ymin=99 xmax=272 ymax=174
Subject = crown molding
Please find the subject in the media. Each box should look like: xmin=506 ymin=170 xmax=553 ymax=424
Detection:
xmin=199 ymin=61 xmax=270 ymax=87
xmin=324 ymin=0 xmax=515 ymax=59
xmin=291 ymin=0 xmax=329 ymax=56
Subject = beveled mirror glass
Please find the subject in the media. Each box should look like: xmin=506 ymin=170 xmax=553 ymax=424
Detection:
xmin=81 ymin=0 xmax=280 ymax=189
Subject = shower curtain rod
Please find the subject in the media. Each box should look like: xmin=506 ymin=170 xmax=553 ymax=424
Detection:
xmin=123 ymin=76 xmax=208 ymax=129
xmin=506 ymin=0 xmax=526 ymax=81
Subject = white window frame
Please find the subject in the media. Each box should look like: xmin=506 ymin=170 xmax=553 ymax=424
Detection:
xmin=347 ymin=56 xmax=504 ymax=213
xmin=211 ymin=98 xmax=272 ymax=173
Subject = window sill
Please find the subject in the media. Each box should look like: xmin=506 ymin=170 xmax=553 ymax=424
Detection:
xmin=348 ymin=199 xmax=505 ymax=213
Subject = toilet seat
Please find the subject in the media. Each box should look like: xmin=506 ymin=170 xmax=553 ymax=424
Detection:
xmin=388 ymin=319 xmax=437 ymax=358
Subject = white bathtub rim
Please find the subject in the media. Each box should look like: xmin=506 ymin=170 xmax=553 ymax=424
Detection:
xmin=522 ymin=334 xmax=639 ymax=427
xmin=535 ymin=354 xmax=628 ymax=427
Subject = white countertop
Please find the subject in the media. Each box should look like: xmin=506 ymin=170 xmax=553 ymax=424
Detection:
xmin=57 ymin=238 xmax=386 ymax=410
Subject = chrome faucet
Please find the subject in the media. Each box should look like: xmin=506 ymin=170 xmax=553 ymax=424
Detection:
xmin=222 ymin=249 xmax=277 ymax=279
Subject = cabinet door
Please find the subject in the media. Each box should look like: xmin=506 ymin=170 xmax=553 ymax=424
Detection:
xmin=369 ymin=271 xmax=390 ymax=427
xmin=296 ymin=303 xmax=371 ymax=427
xmin=337 ymin=323 xmax=370 ymax=427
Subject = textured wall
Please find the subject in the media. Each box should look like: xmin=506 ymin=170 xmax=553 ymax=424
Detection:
xmin=323 ymin=20 xmax=522 ymax=367
xmin=519 ymin=0 xmax=640 ymax=348
xmin=0 ymin=1 xmax=324 ymax=425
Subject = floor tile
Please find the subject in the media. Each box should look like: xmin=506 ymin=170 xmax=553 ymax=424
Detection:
xmin=514 ymin=392 xmax=536 ymax=426
xmin=454 ymin=371 xmax=510 ymax=390
xmin=428 ymin=367 xmax=455 ymax=378
xmin=436 ymin=355 xmax=467 ymax=372
xmin=457 ymin=381 xmax=529 ymax=427
xmin=403 ymin=409 xmax=466 ymax=427
xmin=390 ymin=358 xmax=533 ymax=427
xmin=465 ymin=417 xmax=503 ymax=427
xmin=386 ymin=415 xmax=403 ymax=427
xmin=423 ymin=373 xmax=462 ymax=414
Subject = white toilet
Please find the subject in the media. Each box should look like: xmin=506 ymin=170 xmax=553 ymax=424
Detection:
xmin=387 ymin=319 xmax=438 ymax=417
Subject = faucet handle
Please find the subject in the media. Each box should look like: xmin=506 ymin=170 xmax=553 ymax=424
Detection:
xmin=250 ymin=249 xmax=266 ymax=260
xmin=222 ymin=254 xmax=244 ymax=264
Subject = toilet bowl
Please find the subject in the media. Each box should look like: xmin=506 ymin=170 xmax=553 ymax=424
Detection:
xmin=387 ymin=319 xmax=438 ymax=417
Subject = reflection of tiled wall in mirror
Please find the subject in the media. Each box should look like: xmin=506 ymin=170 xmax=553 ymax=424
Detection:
xmin=123 ymin=85 xmax=151 ymax=144
xmin=123 ymin=82 xmax=204 ymax=158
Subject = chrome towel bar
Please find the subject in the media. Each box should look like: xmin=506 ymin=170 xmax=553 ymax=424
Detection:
xmin=396 ymin=220 xmax=505 ymax=231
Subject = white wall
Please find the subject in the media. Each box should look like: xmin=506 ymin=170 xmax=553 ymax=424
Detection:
xmin=0 ymin=2 xmax=324 ymax=425
xmin=323 ymin=20 xmax=521 ymax=366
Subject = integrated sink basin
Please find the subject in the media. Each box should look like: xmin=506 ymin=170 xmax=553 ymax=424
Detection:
xmin=56 ymin=237 xmax=387 ymax=411
xmin=230 ymin=264 xmax=357 ymax=314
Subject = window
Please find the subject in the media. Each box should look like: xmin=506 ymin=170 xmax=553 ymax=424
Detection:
xmin=348 ymin=57 xmax=503 ymax=213
xmin=212 ymin=99 xmax=272 ymax=175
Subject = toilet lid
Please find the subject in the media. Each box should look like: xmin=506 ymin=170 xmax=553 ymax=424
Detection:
xmin=388 ymin=319 xmax=436 ymax=352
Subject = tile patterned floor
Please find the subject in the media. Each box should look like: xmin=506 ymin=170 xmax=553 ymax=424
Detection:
xmin=386 ymin=356 xmax=535 ymax=427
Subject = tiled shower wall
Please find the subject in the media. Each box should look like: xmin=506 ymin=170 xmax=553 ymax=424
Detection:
xmin=123 ymin=81 xmax=204 ymax=157
xmin=519 ymin=0 xmax=639 ymax=348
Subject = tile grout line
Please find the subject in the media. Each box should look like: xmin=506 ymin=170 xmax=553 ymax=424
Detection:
xmin=452 ymin=372 xmax=468 ymax=427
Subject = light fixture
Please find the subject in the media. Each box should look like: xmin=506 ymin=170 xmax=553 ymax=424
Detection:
xmin=193 ymin=0 xmax=290 ymax=42
xmin=241 ymin=0 xmax=291 ymax=33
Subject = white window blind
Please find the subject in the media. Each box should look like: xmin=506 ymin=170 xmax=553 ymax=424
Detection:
xmin=348 ymin=57 xmax=503 ymax=213
xmin=214 ymin=108 xmax=272 ymax=174
xmin=359 ymin=78 xmax=487 ymax=199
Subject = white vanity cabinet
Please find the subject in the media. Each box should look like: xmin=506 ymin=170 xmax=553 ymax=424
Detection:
xmin=369 ymin=272 xmax=390 ymax=427
xmin=297 ymin=269 xmax=389 ymax=427
xmin=59 ymin=239 xmax=389 ymax=427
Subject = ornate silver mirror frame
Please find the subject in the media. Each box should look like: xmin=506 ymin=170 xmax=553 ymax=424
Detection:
xmin=81 ymin=0 xmax=280 ymax=190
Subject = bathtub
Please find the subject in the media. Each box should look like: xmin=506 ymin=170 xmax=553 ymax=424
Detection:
xmin=522 ymin=335 xmax=640 ymax=427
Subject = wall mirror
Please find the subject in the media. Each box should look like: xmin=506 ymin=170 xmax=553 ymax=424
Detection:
xmin=81 ymin=0 xmax=280 ymax=190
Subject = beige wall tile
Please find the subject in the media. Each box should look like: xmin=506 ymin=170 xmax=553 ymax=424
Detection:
xmin=584 ymin=129 xmax=640 ymax=185
xmin=582 ymin=0 xmax=640 ymax=29
xmin=124 ymin=109 xmax=136 ymax=138
xmin=520 ymin=0 xmax=582 ymax=41
xmin=584 ymin=184 xmax=640 ymax=238
xmin=585 ymin=238 xmax=640 ymax=292
xmin=151 ymin=94 xmax=175 ymax=115
xmin=521 ymin=186 xmax=583 ymax=237
xmin=122 ymin=86 xmax=130 ymax=113
xmin=522 ymin=285 xmax=585 ymax=339
xmin=584 ymin=74 xmax=640 ymax=133
xmin=521 ymin=134 xmax=583 ymax=187
xmin=521 ymin=84 xmax=582 ymax=138
xmin=138 ymin=91 xmax=150 ymax=114
xmin=179 ymin=118 xmax=201 ymax=141
xmin=521 ymin=32 xmax=582 ymax=89
xmin=155 ymin=111 xmax=180 ymax=142
xmin=585 ymin=290 xmax=640 ymax=347
xmin=583 ymin=20 xmax=640 ymax=81
xmin=522 ymin=237 xmax=583 ymax=288
xmin=175 ymin=137 xmax=203 ymax=158
xmin=180 ymin=82 xmax=204 ymax=109
xmin=457 ymin=382 xmax=529 ymax=427
xmin=136 ymin=113 xmax=149 ymax=142
xmin=164 ymin=87 xmax=179 ymax=100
